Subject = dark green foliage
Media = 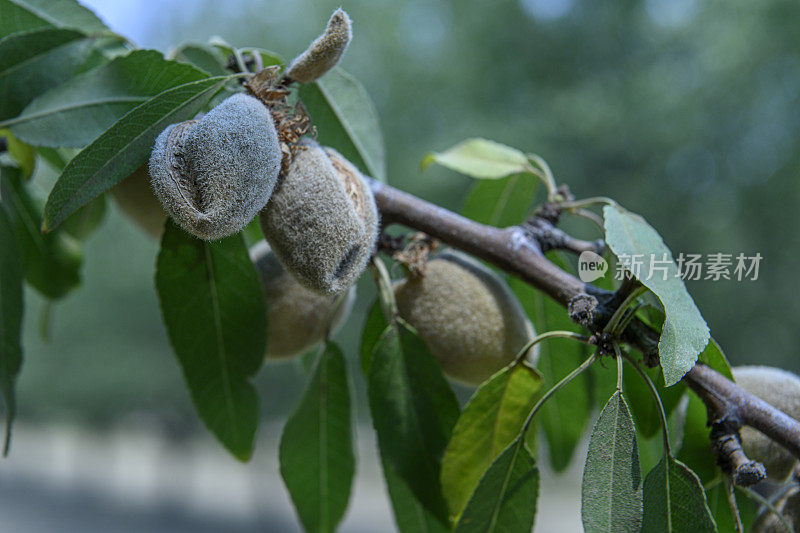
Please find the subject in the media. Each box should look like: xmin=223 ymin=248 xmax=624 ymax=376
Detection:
xmin=280 ymin=343 xmax=355 ymax=533
xmin=155 ymin=221 xmax=266 ymax=460
xmin=368 ymin=322 xmax=460 ymax=526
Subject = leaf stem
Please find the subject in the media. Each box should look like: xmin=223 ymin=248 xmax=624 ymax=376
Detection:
xmin=370 ymin=257 xmax=398 ymax=321
xmin=521 ymin=352 xmax=598 ymax=434
xmin=620 ymin=346 xmax=670 ymax=455
xmin=604 ymin=286 xmax=648 ymax=335
xmin=724 ymin=477 xmax=744 ymax=533
xmin=567 ymin=208 xmax=606 ymax=232
xmin=557 ymin=197 xmax=616 ymax=210
xmin=741 ymin=486 xmax=796 ymax=533
xmin=513 ymin=330 xmax=592 ymax=364
xmin=231 ymin=47 xmax=250 ymax=74
xmin=526 ymin=154 xmax=558 ymax=201
xmin=616 ymin=349 xmax=624 ymax=391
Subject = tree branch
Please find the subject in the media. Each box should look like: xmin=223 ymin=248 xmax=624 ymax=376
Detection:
xmin=367 ymin=177 xmax=800 ymax=463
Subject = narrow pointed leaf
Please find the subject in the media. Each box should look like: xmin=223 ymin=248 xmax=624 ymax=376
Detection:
xmin=43 ymin=75 xmax=232 ymax=230
xmin=510 ymin=275 xmax=592 ymax=471
xmin=454 ymin=438 xmax=539 ymax=533
xmin=423 ymin=138 xmax=529 ymax=180
xmin=603 ymin=204 xmax=710 ymax=386
xmin=155 ymin=221 xmax=265 ymax=461
xmin=461 ymin=173 xmax=538 ymax=227
xmin=442 ymin=361 xmax=543 ymax=519
xmin=9 ymin=50 xmax=209 ymax=147
xmin=360 ymin=299 xmax=385 ymax=375
xmin=0 ymin=0 xmax=109 ymax=37
xmin=0 ymin=28 xmax=96 ymax=121
xmin=582 ymin=391 xmax=643 ymax=532
xmin=382 ymin=455 xmax=451 ymax=533
xmin=641 ymin=455 xmax=716 ymax=532
xmin=280 ymin=343 xmax=354 ymax=533
xmin=1 ymin=166 xmax=81 ymax=299
xmin=368 ymin=322 xmax=460 ymax=525
xmin=0 ymin=201 xmax=24 ymax=454
xmin=299 ymin=67 xmax=386 ymax=182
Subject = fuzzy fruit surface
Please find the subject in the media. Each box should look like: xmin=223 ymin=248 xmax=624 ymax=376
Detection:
xmin=149 ymin=93 xmax=281 ymax=240
xmin=111 ymin=164 xmax=167 ymax=239
xmin=259 ymin=142 xmax=378 ymax=295
xmin=285 ymin=8 xmax=351 ymax=83
xmin=394 ymin=249 xmax=537 ymax=386
xmin=733 ymin=365 xmax=800 ymax=480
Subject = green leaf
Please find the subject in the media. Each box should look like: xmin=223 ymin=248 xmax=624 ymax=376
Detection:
xmin=42 ymin=75 xmax=232 ymax=231
xmin=299 ymin=67 xmax=386 ymax=182
xmin=510 ymin=275 xmax=592 ymax=471
xmin=0 ymin=28 xmax=97 ymax=122
xmin=205 ymin=37 xmax=284 ymax=70
xmin=454 ymin=438 xmax=539 ymax=533
xmin=279 ymin=343 xmax=354 ymax=533
xmin=641 ymin=455 xmax=716 ymax=532
xmin=368 ymin=322 xmax=460 ymax=525
xmin=0 ymin=0 xmax=109 ymax=38
xmin=7 ymin=50 xmax=210 ymax=147
xmin=61 ymin=194 xmax=106 ymax=241
xmin=603 ymin=204 xmax=710 ymax=386
xmin=460 ymin=173 xmax=538 ymax=227
xmin=0 ymin=129 xmax=35 ymax=177
xmin=170 ymin=44 xmax=231 ymax=76
xmin=582 ymin=391 xmax=643 ymax=533
xmin=155 ymin=221 xmax=266 ymax=461
xmin=623 ymin=361 xmax=686 ymax=439
xmin=697 ymin=337 xmax=733 ymax=381
xmin=360 ymin=299 xmax=386 ymax=375
xmin=441 ymin=361 xmax=543 ymax=520
xmin=382 ymin=456 xmax=451 ymax=533
xmin=1 ymin=166 xmax=81 ymax=299
xmin=0 ymin=201 xmax=24 ymax=454
xmin=422 ymin=138 xmax=529 ymax=180
xmin=676 ymin=394 xmax=716 ymax=485
xmin=677 ymin=339 xmax=732 ymax=484
xmin=36 ymin=147 xmax=74 ymax=171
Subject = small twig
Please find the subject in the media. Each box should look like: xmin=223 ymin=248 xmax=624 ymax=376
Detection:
xmin=523 ymin=217 xmax=605 ymax=256
xmin=710 ymin=419 xmax=767 ymax=487
xmin=369 ymin=176 xmax=800 ymax=463
xmin=686 ymin=364 xmax=800 ymax=461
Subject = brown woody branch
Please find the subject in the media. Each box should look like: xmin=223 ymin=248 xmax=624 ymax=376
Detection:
xmin=367 ymin=177 xmax=800 ymax=463
xmin=710 ymin=418 xmax=767 ymax=487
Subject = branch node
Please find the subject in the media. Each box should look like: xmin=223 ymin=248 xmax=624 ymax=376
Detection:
xmin=568 ymin=293 xmax=599 ymax=330
xmin=711 ymin=419 xmax=767 ymax=487
xmin=522 ymin=217 xmax=605 ymax=256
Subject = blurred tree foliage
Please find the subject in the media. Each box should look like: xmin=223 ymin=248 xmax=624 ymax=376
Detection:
xmin=18 ymin=0 xmax=800 ymax=426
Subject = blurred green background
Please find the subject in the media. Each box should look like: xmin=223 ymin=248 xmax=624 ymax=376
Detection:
xmin=17 ymin=0 xmax=800 ymax=432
